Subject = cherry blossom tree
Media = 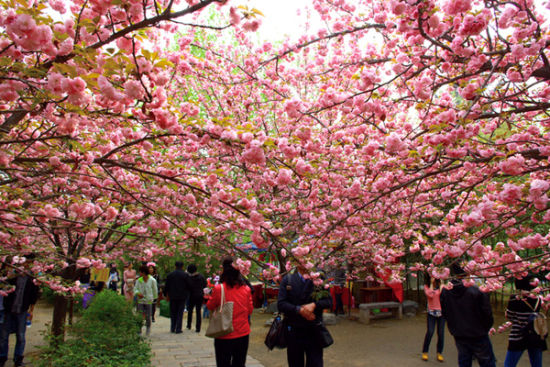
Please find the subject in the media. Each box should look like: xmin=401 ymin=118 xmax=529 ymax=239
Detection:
xmin=175 ymin=0 xmax=550 ymax=297
xmin=0 ymin=0 xmax=259 ymax=337
xmin=3 ymin=0 xmax=550 ymax=339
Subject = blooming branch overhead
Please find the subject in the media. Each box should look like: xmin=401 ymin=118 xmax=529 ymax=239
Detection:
xmin=0 ymin=0 xmax=550 ymax=329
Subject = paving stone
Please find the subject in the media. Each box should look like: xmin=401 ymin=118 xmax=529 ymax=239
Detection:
xmin=149 ymin=316 xmax=264 ymax=367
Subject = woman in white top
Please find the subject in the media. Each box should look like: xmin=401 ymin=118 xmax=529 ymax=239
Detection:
xmin=134 ymin=265 xmax=158 ymax=336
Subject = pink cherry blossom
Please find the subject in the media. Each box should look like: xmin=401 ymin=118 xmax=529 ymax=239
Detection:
xmin=76 ymin=258 xmax=92 ymax=268
xmin=444 ymin=0 xmax=471 ymax=15
xmin=123 ymin=80 xmax=145 ymax=100
xmin=385 ymin=133 xmax=406 ymax=154
xmin=499 ymin=155 xmax=525 ymax=176
xmin=276 ymin=169 xmax=292 ymax=186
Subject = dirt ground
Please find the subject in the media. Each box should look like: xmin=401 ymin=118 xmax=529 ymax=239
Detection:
xmin=11 ymin=302 xmax=547 ymax=367
xmin=247 ymin=309 xmax=544 ymax=367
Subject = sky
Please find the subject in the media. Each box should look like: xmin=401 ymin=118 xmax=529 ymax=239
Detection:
xmin=241 ymin=0 xmax=550 ymax=44
xmin=241 ymin=0 xmax=322 ymax=43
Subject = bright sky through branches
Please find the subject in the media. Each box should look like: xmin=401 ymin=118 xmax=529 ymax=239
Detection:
xmin=244 ymin=0 xmax=550 ymax=43
xmin=243 ymin=0 xmax=322 ymax=42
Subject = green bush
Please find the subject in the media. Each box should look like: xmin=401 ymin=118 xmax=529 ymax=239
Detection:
xmin=40 ymin=286 xmax=56 ymax=304
xmin=35 ymin=290 xmax=151 ymax=367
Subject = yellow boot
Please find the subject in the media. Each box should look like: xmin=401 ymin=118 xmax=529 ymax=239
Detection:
xmin=437 ymin=353 xmax=444 ymax=362
xmin=422 ymin=353 xmax=428 ymax=361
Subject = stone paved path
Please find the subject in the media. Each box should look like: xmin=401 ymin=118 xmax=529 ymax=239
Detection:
xmin=1 ymin=303 xmax=263 ymax=367
xmin=149 ymin=314 xmax=264 ymax=367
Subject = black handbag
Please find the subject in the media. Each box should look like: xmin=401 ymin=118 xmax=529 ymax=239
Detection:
xmin=315 ymin=321 xmax=334 ymax=348
xmin=265 ymin=314 xmax=287 ymax=350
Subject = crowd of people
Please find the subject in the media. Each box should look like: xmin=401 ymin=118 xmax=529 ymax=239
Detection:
xmin=80 ymin=261 xmax=209 ymax=337
xmin=421 ymin=264 xmax=547 ymax=367
xmin=0 ymin=255 xmax=547 ymax=367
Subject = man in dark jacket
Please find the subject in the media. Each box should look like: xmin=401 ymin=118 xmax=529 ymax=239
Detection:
xmin=277 ymin=264 xmax=332 ymax=367
xmin=0 ymin=265 xmax=40 ymax=367
xmin=440 ymin=264 xmax=496 ymax=367
xmin=164 ymin=261 xmax=190 ymax=333
xmin=186 ymin=264 xmax=206 ymax=333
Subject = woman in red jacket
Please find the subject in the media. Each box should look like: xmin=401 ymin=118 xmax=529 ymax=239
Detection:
xmin=207 ymin=257 xmax=253 ymax=367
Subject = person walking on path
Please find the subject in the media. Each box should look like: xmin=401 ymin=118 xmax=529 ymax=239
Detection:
xmin=421 ymin=274 xmax=445 ymax=362
xmin=504 ymin=275 xmax=547 ymax=367
xmin=186 ymin=264 xmax=206 ymax=333
xmin=440 ymin=264 xmax=496 ymax=367
xmin=148 ymin=263 xmax=160 ymax=322
xmin=277 ymin=262 xmax=333 ymax=367
xmin=164 ymin=261 xmax=190 ymax=334
xmin=207 ymin=257 xmax=253 ymax=367
xmin=134 ymin=264 xmax=158 ymax=336
xmin=108 ymin=263 xmax=120 ymax=292
xmin=0 ymin=259 xmax=40 ymax=367
xmin=123 ymin=263 xmax=137 ymax=302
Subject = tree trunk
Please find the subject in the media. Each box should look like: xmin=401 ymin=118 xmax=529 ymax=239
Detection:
xmin=68 ymin=297 xmax=74 ymax=325
xmin=51 ymin=294 xmax=68 ymax=340
xmin=50 ymin=264 xmax=76 ymax=341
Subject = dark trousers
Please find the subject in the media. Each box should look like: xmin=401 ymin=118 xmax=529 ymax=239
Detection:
xmin=0 ymin=311 xmax=27 ymax=363
xmin=214 ymin=335 xmax=249 ymax=367
xmin=151 ymin=299 xmax=157 ymax=320
xmin=422 ymin=314 xmax=445 ymax=353
xmin=455 ymin=335 xmax=496 ymax=367
xmin=187 ymin=298 xmax=203 ymax=332
xmin=504 ymin=348 xmax=543 ymax=367
xmin=170 ymin=299 xmax=186 ymax=333
xmin=287 ymin=325 xmax=323 ymax=367
xmin=334 ymin=292 xmax=344 ymax=315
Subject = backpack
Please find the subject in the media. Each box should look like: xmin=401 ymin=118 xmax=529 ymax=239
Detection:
xmin=521 ymin=297 xmax=548 ymax=341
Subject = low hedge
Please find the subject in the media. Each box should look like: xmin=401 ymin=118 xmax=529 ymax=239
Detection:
xmin=35 ymin=290 xmax=151 ymax=367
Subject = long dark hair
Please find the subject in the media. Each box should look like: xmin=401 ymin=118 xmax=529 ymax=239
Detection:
xmin=220 ymin=257 xmax=244 ymax=288
xmin=424 ymin=272 xmax=440 ymax=288
xmin=515 ymin=275 xmax=535 ymax=291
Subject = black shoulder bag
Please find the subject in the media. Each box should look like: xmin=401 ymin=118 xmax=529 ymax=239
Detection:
xmin=265 ymin=313 xmax=287 ymax=350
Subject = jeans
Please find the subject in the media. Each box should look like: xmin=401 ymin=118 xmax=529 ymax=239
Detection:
xmin=455 ymin=335 xmax=496 ymax=367
xmin=422 ymin=314 xmax=445 ymax=353
xmin=287 ymin=325 xmax=324 ymax=367
xmin=0 ymin=311 xmax=27 ymax=361
xmin=169 ymin=299 xmax=186 ymax=333
xmin=137 ymin=303 xmax=152 ymax=335
xmin=187 ymin=298 xmax=203 ymax=332
xmin=504 ymin=348 xmax=543 ymax=367
xmin=214 ymin=335 xmax=249 ymax=367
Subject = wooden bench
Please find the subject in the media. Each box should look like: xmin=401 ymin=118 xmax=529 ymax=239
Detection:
xmin=359 ymin=301 xmax=403 ymax=324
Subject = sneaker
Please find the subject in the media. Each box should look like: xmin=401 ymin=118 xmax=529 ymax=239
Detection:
xmin=422 ymin=353 xmax=428 ymax=361
xmin=437 ymin=354 xmax=444 ymax=362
